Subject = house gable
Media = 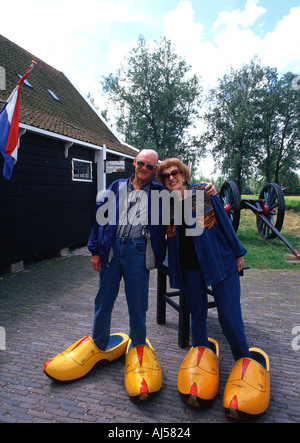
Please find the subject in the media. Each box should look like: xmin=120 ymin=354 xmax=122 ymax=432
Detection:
xmin=0 ymin=34 xmax=138 ymax=157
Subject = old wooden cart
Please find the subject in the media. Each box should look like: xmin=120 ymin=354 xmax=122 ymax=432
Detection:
xmin=219 ymin=181 xmax=300 ymax=260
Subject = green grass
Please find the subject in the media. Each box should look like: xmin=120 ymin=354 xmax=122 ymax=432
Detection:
xmin=284 ymin=196 xmax=300 ymax=213
xmin=236 ymin=209 xmax=300 ymax=270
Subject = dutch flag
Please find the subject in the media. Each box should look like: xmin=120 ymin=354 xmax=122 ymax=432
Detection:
xmin=0 ymin=61 xmax=36 ymax=180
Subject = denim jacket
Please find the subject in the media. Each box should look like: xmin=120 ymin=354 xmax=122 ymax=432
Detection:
xmin=166 ymin=184 xmax=247 ymax=289
xmin=88 ymin=178 xmax=166 ymax=269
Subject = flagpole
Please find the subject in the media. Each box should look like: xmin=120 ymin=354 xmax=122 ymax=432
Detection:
xmin=18 ymin=60 xmax=37 ymax=86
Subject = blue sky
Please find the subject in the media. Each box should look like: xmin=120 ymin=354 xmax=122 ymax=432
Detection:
xmin=135 ymin=0 xmax=299 ymax=42
xmin=2 ymin=0 xmax=299 ymax=94
xmin=1 ymin=0 xmax=300 ymax=174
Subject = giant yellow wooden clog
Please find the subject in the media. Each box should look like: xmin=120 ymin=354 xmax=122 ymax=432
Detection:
xmin=223 ymin=347 xmax=270 ymax=419
xmin=125 ymin=339 xmax=162 ymax=400
xmin=177 ymin=338 xmax=219 ymax=407
xmin=43 ymin=333 xmax=129 ymax=382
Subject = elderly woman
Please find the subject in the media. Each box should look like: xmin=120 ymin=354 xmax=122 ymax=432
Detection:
xmin=156 ymin=158 xmax=270 ymax=419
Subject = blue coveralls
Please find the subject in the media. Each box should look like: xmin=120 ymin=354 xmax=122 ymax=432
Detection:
xmin=166 ymin=184 xmax=251 ymax=360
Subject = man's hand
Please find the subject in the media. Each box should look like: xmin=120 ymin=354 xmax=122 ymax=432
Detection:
xmin=91 ymin=255 xmax=102 ymax=272
xmin=236 ymin=256 xmax=245 ymax=273
xmin=202 ymin=182 xmax=217 ymax=196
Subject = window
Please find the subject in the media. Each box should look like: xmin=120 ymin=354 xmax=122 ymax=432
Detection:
xmin=62 ymin=120 xmax=81 ymax=131
xmin=47 ymin=88 xmax=60 ymax=101
xmin=72 ymin=159 xmax=93 ymax=182
xmin=17 ymin=73 xmax=33 ymax=88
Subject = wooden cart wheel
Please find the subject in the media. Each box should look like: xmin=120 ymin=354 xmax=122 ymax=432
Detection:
xmin=219 ymin=181 xmax=241 ymax=232
xmin=257 ymin=183 xmax=285 ymax=239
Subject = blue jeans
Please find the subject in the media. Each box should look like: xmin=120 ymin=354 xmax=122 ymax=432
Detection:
xmin=182 ymin=269 xmax=251 ymax=360
xmin=93 ymin=237 xmax=149 ymax=350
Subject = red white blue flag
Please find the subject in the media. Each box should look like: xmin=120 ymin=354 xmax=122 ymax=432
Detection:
xmin=0 ymin=61 xmax=36 ymax=180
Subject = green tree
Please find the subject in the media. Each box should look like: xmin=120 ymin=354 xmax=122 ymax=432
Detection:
xmin=274 ymin=72 xmax=300 ymax=184
xmin=251 ymin=66 xmax=279 ymax=183
xmin=201 ymin=60 xmax=300 ymax=192
xmin=201 ymin=59 xmax=265 ymax=192
xmin=101 ymin=36 xmax=202 ymax=162
xmin=253 ymin=70 xmax=300 ymax=185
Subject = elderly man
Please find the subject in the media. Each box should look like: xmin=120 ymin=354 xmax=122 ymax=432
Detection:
xmin=43 ymin=149 xmax=166 ymax=399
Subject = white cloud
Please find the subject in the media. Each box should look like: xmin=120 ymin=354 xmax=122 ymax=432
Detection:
xmin=162 ymin=1 xmax=204 ymax=51
xmin=212 ymin=0 xmax=266 ymax=69
xmin=1 ymin=0 xmax=152 ymax=73
xmin=162 ymin=1 xmax=266 ymax=88
xmin=105 ymin=40 xmax=138 ymax=74
xmin=162 ymin=0 xmax=300 ymax=93
xmin=260 ymin=6 xmax=300 ymax=73
xmin=213 ymin=0 xmax=266 ymax=30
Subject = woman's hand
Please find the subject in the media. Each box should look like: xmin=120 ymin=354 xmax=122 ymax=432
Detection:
xmin=91 ymin=255 xmax=102 ymax=272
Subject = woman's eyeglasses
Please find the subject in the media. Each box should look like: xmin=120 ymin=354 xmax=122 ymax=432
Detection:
xmin=136 ymin=160 xmax=156 ymax=171
xmin=161 ymin=169 xmax=181 ymax=180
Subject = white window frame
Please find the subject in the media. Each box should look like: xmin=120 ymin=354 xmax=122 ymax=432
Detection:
xmin=72 ymin=158 xmax=93 ymax=182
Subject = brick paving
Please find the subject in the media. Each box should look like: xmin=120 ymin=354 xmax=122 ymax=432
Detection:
xmin=0 ymin=251 xmax=299 ymax=423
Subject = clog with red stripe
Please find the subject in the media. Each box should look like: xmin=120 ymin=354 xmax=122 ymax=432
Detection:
xmin=125 ymin=339 xmax=162 ymax=400
xmin=43 ymin=333 xmax=129 ymax=382
xmin=177 ymin=338 xmax=219 ymax=407
xmin=223 ymin=347 xmax=270 ymax=419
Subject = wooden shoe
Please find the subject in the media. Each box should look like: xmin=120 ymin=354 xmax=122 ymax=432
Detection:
xmin=43 ymin=333 xmax=129 ymax=382
xmin=223 ymin=347 xmax=270 ymax=419
xmin=125 ymin=339 xmax=162 ymax=400
xmin=177 ymin=338 xmax=219 ymax=407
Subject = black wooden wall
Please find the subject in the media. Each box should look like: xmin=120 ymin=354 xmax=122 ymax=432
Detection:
xmin=0 ymin=132 xmax=97 ymax=269
xmin=105 ymin=153 xmax=135 ymax=187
